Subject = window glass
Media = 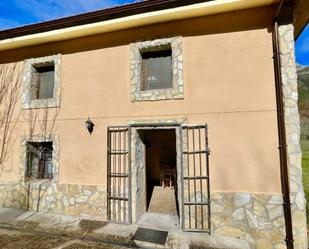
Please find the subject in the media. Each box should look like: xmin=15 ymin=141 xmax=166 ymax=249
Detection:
xmin=26 ymin=142 xmax=53 ymax=179
xmin=141 ymin=49 xmax=172 ymax=91
xmin=32 ymin=65 xmax=54 ymax=100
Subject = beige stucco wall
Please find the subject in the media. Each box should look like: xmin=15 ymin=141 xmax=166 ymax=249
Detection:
xmin=0 ymin=6 xmax=280 ymax=193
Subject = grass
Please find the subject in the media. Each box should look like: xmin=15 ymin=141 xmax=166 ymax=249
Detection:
xmin=301 ymin=139 xmax=309 ymax=220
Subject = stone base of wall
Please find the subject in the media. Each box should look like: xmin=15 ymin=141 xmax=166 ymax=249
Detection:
xmin=0 ymin=181 xmax=107 ymax=220
xmin=0 ymin=182 xmax=28 ymax=209
xmin=211 ymin=192 xmax=286 ymax=249
xmin=0 ymin=182 xmax=291 ymax=249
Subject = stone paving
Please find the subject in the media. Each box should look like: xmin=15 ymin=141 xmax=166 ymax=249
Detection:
xmin=0 ymin=208 xmax=136 ymax=249
xmin=0 ymin=208 xmax=251 ymax=249
xmin=0 ymin=226 xmax=134 ymax=249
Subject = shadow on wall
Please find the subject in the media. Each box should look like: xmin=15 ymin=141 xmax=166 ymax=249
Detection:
xmin=0 ymin=63 xmax=23 ymax=176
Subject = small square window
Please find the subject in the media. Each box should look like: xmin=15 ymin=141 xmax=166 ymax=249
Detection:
xmin=23 ymin=54 xmax=61 ymax=109
xmin=31 ymin=64 xmax=55 ymax=100
xmin=141 ymin=48 xmax=172 ymax=91
xmin=26 ymin=141 xmax=53 ymax=180
xmin=130 ymin=37 xmax=183 ymax=102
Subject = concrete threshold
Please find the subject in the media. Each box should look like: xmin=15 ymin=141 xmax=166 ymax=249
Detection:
xmin=0 ymin=208 xmax=250 ymax=249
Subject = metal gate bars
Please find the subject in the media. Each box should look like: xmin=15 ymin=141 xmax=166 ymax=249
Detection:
xmin=107 ymin=124 xmax=210 ymax=232
xmin=107 ymin=126 xmax=131 ymax=224
xmin=181 ymin=124 xmax=211 ymax=232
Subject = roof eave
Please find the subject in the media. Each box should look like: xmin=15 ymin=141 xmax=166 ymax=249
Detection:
xmin=0 ymin=0 xmax=279 ymax=52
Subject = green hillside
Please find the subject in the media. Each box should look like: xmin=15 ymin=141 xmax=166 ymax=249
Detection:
xmin=298 ymin=65 xmax=309 ymax=219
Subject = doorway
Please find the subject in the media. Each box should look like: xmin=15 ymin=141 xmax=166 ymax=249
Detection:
xmin=144 ymin=129 xmax=178 ymax=215
xmin=107 ymin=123 xmax=211 ymax=232
xmin=134 ymin=128 xmax=180 ymax=229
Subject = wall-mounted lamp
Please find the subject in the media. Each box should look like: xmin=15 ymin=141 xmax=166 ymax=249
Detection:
xmin=85 ymin=117 xmax=94 ymax=135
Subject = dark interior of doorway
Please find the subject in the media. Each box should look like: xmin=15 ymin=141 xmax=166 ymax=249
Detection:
xmin=143 ymin=129 xmax=179 ymax=216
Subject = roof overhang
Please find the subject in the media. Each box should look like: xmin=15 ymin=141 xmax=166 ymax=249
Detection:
xmin=0 ymin=0 xmax=279 ymax=52
xmin=293 ymin=0 xmax=309 ymax=39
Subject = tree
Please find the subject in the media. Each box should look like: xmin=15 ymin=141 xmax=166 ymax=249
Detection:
xmin=0 ymin=63 xmax=23 ymax=173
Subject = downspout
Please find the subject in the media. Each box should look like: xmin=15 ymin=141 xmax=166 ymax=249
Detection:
xmin=272 ymin=5 xmax=294 ymax=248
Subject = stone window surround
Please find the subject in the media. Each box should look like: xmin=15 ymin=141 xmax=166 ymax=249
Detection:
xmin=22 ymin=54 xmax=61 ymax=109
xmin=20 ymin=134 xmax=60 ymax=183
xmin=130 ymin=37 xmax=184 ymax=102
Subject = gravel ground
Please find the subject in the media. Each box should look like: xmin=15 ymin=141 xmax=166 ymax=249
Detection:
xmin=0 ymin=226 xmax=134 ymax=249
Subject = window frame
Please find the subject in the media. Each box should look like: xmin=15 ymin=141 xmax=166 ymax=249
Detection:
xmin=32 ymin=64 xmax=55 ymax=100
xmin=130 ymin=37 xmax=184 ymax=102
xmin=26 ymin=141 xmax=53 ymax=180
xmin=140 ymin=47 xmax=173 ymax=91
xmin=20 ymin=134 xmax=60 ymax=183
xmin=22 ymin=54 xmax=61 ymax=109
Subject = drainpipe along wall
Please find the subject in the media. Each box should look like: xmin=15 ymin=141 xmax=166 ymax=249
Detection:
xmin=272 ymin=20 xmax=294 ymax=249
xmin=272 ymin=1 xmax=295 ymax=248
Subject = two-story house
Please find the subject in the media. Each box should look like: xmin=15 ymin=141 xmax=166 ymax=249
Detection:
xmin=0 ymin=0 xmax=308 ymax=248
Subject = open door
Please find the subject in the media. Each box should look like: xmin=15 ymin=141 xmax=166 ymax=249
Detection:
xmin=181 ymin=124 xmax=211 ymax=232
xmin=107 ymin=126 xmax=131 ymax=224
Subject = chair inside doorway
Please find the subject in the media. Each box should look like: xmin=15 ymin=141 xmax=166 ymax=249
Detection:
xmin=144 ymin=129 xmax=179 ymax=216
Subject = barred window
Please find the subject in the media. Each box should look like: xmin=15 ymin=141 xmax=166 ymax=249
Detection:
xmin=26 ymin=142 xmax=53 ymax=180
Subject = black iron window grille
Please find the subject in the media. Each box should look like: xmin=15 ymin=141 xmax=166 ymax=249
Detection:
xmin=26 ymin=142 xmax=53 ymax=180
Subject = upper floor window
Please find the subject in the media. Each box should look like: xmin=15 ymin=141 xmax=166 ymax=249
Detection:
xmin=141 ymin=47 xmax=172 ymax=91
xmin=130 ymin=37 xmax=184 ymax=102
xmin=31 ymin=63 xmax=55 ymax=100
xmin=22 ymin=54 xmax=61 ymax=109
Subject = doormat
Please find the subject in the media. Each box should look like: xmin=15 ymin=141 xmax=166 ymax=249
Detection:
xmin=133 ymin=227 xmax=168 ymax=245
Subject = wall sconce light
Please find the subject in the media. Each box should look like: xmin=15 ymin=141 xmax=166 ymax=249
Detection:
xmin=85 ymin=117 xmax=94 ymax=135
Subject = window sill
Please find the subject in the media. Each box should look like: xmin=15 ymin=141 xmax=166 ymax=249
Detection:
xmin=131 ymin=87 xmax=184 ymax=102
xmin=22 ymin=98 xmax=60 ymax=109
xmin=25 ymin=178 xmax=51 ymax=185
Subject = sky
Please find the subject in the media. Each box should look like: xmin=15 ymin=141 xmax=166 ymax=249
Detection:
xmin=295 ymin=23 xmax=309 ymax=66
xmin=0 ymin=0 xmax=308 ymax=65
xmin=0 ymin=0 xmax=137 ymax=29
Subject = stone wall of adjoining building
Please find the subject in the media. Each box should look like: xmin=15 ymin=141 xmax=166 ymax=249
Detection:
xmin=279 ymin=24 xmax=308 ymax=249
